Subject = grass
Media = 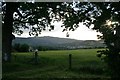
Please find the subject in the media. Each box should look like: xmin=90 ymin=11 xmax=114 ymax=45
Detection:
xmin=3 ymin=49 xmax=111 ymax=79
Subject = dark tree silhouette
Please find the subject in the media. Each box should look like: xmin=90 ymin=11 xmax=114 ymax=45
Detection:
xmin=2 ymin=2 xmax=62 ymax=62
xmin=54 ymin=2 xmax=120 ymax=77
xmin=2 ymin=3 xmax=19 ymax=62
xmin=13 ymin=43 xmax=29 ymax=52
xmin=2 ymin=1 xmax=120 ymax=77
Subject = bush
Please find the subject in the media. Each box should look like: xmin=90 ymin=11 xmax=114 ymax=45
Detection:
xmin=13 ymin=43 xmax=29 ymax=52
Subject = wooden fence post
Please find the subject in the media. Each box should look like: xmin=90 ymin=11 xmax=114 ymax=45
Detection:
xmin=14 ymin=53 xmax=17 ymax=61
xmin=69 ymin=54 xmax=72 ymax=69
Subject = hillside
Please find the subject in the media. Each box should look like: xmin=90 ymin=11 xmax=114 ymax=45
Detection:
xmin=12 ymin=36 xmax=105 ymax=49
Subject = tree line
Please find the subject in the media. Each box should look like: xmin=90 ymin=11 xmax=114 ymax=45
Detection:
xmin=12 ymin=43 xmax=106 ymax=52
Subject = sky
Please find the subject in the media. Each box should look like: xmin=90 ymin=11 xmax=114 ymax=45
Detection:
xmin=14 ymin=21 xmax=101 ymax=40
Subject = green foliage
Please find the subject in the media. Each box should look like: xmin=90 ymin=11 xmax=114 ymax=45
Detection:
xmin=37 ymin=46 xmax=47 ymax=51
xmin=2 ymin=2 xmax=120 ymax=77
xmin=13 ymin=43 xmax=21 ymax=52
xmin=54 ymin=2 xmax=120 ymax=77
xmin=13 ymin=43 xmax=29 ymax=52
xmin=97 ymin=49 xmax=120 ymax=78
xmin=2 ymin=2 xmax=63 ymax=36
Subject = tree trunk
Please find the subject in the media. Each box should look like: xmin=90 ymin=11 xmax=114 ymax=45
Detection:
xmin=2 ymin=3 xmax=18 ymax=62
xmin=111 ymin=25 xmax=120 ymax=78
xmin=114 ymin=25 xmax=120 ymax=53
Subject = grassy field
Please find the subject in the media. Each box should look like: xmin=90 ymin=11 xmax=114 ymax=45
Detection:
xmin=3 ymin=49 xmax=110 ymax=79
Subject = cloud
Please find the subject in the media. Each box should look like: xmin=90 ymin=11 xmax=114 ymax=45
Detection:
xmin=13 ymin=22 xmax=101 ymax=40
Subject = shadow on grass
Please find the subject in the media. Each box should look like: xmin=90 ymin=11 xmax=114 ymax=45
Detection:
xmin=3 ymin=54 xmax=110 ymax=78
xmin=71 ymin=66 xmax=104 ymax=75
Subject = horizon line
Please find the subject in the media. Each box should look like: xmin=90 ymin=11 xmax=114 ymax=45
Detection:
xmin=15 ymin=36 xmax=101 ymax=41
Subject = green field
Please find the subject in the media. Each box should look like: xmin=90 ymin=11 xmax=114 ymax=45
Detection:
xmin=3 ymin=49 xmax=110 ymax=79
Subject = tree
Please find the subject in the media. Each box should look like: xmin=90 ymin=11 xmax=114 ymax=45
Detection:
xmin=2 ymin=1 xmax=120 ymax=77
xmin=2 ymin=2 xmax=62 ymax=62
xmin=13 ymin=43 xmax=29 ymax=52
xmin=53 ymin=2 xmax=120 ymax=77
xmin=2 ymin=2 xmax=19 ymax=62
xmin=37 ymin=46 xmax=47 ymax=51
xmin=19 ymin=44 xmax=29 ymax=52
xmin=13 ymin=43 xmax=21 ymax=52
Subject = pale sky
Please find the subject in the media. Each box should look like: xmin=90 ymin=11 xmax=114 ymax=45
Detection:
xmin=14 ymin=22 xmax=101 ymax=40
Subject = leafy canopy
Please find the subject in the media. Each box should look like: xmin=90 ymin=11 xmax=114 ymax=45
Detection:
xmin=2 ymin=2 xmax=120 ymax=77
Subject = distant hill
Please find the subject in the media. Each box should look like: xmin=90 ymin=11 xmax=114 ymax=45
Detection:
xmin=12 ymin=36 xmax=105 ymax=49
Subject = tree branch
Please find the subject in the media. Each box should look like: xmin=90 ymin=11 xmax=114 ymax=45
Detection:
xmin=16 ymin=9 xmax=41 ymax=19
